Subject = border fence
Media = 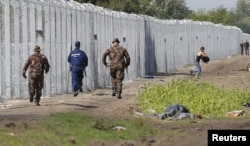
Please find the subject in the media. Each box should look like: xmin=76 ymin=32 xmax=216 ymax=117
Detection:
xmin=0 ymin=0 xmax=249 ymax=101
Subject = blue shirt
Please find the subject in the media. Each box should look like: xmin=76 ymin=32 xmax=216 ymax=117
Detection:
xmin=68 ymin=48 xmax=88 ymax=67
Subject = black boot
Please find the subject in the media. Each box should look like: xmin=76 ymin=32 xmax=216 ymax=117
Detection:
xmin=112 ymin=88 xmax=116 ymax=96
xmin=29 ymin=96 xmax=34 ymax=102
xmin=35 ymin=91 xmax=41 ymax=106
xmin=79 ymin=86 xmax=83 ymax=92
xmin=73 ymin=91 xmax=78 ymax=97
xmin=116 ymin=91 xmax=121 ymax=99
xmin=35 ymin=99 xmax=40 ymax=106
xmin=29 ymin=92 xmax=35 ymax=103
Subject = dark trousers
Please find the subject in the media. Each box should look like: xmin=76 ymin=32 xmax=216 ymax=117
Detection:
xmin=245 ymin=48 xmax=249 ymax=55
xmin=71 ymin=66 xmax=83 ymax=92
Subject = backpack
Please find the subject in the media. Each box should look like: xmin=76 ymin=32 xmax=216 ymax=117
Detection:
xmin=157 ymin=104 xmax=190 ymax=119
xmin=163 ymin=104 xmax=189 ymax=117
xmin=32 ymin=54 xmax=45 ymax=73
xmin=202 ymin=56 xmax=210 ymax=63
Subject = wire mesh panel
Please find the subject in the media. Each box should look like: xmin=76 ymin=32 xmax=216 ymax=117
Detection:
xmin=0 ymin=0 xmax=4 ymax=101
xmin=49 ymin=4 xmax=57 ymax=95
xmin=61 ymin=4 xmax=68 ymax=94
xmin=43 ymin=2 xmax=52 ymax=97
xmin=11 ymin=0 xmax=21 ymax=99
xmin=3 ymin=0 xmax=11 ymax=100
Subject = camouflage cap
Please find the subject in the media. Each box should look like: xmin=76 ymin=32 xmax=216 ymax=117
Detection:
xmin=112 ymin=38 xmax=120 ymax=43
xmin=34 ymin=45 xmax=41 ymax=52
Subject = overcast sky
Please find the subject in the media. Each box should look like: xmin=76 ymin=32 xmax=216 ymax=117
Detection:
xmin=185 ymin=0 xmax=238 ymax=11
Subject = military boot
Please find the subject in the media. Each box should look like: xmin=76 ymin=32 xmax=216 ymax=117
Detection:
xmin=79 ymin=86 xmax=83 ymax=92
xmin=112 ymin=88 xmax=116 ymax=96
xmin=35 ymin=99 xmax=40 ymax=106
xmin=73 ymin=91 xmax=78 ymax=97
xmin=29 ymin=96 xmax=34 ymax=102
xmin=29 ymin=92 xmax=35 ymax=103
xmin=116 ymin=91 xmax=121 ymax=99
xmin=35 ymin=91 xmax=41 ymax=106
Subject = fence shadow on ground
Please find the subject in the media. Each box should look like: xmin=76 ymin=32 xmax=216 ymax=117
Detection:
xmin=60 ymin=103 xmax=98 ymax=109
xmin=147 ymin=72 xmax=191 ymax=77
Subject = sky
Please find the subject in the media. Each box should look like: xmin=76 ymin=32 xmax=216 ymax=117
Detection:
xmin=185 ymin=0 xmax=238 ymax=11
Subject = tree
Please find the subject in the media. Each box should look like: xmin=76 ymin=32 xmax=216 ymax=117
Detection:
xmin=237 ymin=16 xmax=250 ymax=33
xmin=137 ymin=0 xmax=157 ymax=16
xmin=208 ymin=6 xmax=236 ymax=26
xmin=188 ymin=10 xmax=210 ymax=21
xmin=188 ymin=6 xmax=237 ymax=27
xmin=236 ymin=0 xmax=250 ymax=18
xmin=74 ymin=0 xmax=190 ymax=19
xmin=74 ymin=0 xmax=156 ymax=16
xmin=236 ymin=0 xmax=250 ymax=33
xmin=155 ymin=0 xmax=190 ymax=19
xmin=165 ymin=0 xmax=189 ymax=19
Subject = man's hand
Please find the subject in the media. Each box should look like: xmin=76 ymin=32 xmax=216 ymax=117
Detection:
xmin=22 ymin=72 xmax=27 ymax=79
xmin=125 ymin=63 xmax=129 ymax=68
xmin=104 ymin=63 xmax=109 ymax=67
xmin=124 ymin=63 xmax=129 ymax=73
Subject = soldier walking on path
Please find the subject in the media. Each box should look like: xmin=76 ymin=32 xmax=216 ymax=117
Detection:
xmin=240 ymin=40 xmax=244 ymax=56
xmin=102 ymin=38 xmax=130 ymax=99
xmin=68 ymin=41 xmax=88 ymax=97
xmin=244 ymin=40 xmax=249 ymax=56
xmin=22 ymin=45 xmax=50 ymax=106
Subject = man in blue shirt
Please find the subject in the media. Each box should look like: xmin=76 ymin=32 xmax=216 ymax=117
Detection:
xmin=68 ymin=41 xmax=88 ymax=97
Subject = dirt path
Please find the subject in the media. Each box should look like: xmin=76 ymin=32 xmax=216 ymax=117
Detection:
xmin=1 ymin=54 xmax=250 ymax=146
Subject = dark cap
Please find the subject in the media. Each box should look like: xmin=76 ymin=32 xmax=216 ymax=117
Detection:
xmin=112 ymin=38 xmax=120 ymax=43
xmin=34 ymin=45 xmax=41 ymax=52
xmin=75 ymin=41 xmax=80 ymax=46
xmin=200 ymin=46 xmax=205 ymax=50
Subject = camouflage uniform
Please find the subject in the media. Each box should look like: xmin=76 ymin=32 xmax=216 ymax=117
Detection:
xmin=22 ymin=45 xmax=50 ymax=106
xmin=102 ymin=38 xmax=130 ymax=99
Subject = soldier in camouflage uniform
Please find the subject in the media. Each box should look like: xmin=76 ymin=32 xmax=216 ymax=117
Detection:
xmin=22 ymin=45 xmax=50 ymax=106
xmin=102 ymin=38 xmax=130 ymax=99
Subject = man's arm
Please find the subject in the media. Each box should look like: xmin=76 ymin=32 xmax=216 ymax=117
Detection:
xmin=68 ymin=52 xmax=72 ymax=63
xmin=43 ymin=56 xmax=50 ymax=73
xmin=83 ymin=52 xmax=88 ymax=67
xmin=202 ymin=52 xmax=207 ymax=57
xmin=22 ymin=58 xmax=30 ymax=79
xmin=124 ymin=49 xmax=130 ymax=67
xmin=198 ymin=51 xmax=207 ymax=57
xmin=102 ymin=49 xmax=110 ymax=67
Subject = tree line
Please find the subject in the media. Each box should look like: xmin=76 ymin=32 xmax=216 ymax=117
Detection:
xmin=74 ymin=0 xmax=250 ymax=34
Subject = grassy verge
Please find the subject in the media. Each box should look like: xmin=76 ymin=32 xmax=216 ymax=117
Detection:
xmin=137 ymin=78 xmax=250 ymax=117
xmin=0 ymin=113 xmax=157 ymax=146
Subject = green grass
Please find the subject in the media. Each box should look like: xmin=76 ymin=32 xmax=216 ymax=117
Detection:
xmin=137 ymin=78 xmax=250 ymax=117
xmin=0 ymin=113 xmax=157 ymax=146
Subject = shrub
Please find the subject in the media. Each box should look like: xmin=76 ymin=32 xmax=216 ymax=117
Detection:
xmin=137 ymin=79 xmax=250 ymax=117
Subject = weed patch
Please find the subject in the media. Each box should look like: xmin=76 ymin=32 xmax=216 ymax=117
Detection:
xmin=137 ymin=79 xmax=250 ymax=117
